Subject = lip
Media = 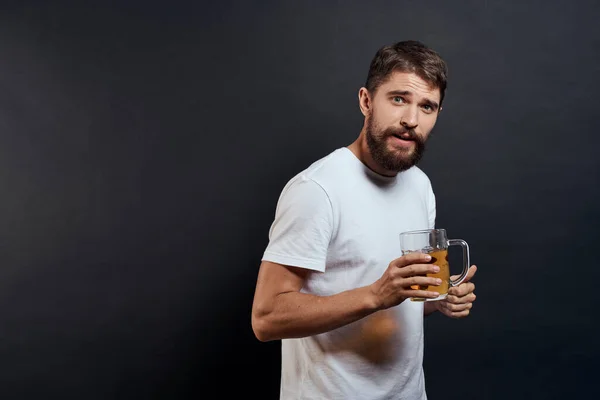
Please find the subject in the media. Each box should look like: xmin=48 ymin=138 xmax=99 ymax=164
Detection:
xmin=390 ymin=135 xmax=415 ymax=148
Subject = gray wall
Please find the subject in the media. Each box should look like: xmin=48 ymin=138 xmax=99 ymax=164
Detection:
xmin=0 ymin=1 xmax=597 ymax=398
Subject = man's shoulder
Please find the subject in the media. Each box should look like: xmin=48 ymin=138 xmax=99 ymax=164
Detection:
xmin=402 ymin=165 xmax=432 ymax=184
xmin=295 ymin=147 xmax=352 ymax=182
xmin=277 ymin=147 xmax=349 ymax=197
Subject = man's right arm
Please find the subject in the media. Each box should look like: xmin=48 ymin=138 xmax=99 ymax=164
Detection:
xmin=251 ymin=253 xmax=441 ymax=342
xmin=252 ymin=177 xmax=378 ymax=342
xmin=251 ymin=261 xmax=382 ymax=342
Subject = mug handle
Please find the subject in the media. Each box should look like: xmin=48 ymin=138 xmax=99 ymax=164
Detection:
xmin=448 ymin=239 xmax=470 ymax=287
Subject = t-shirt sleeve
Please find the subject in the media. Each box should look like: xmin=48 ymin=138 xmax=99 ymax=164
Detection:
xmin=262 ymin=177 xmax=333 ymax=272
xmin=427 ymin=181 xmax=436 ymax=229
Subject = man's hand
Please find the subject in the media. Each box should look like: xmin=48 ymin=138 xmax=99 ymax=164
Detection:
xmin=370 ymin=252 xmax=442 ymax=310
xmin=436 ymin=265 xmax=477 ymax=318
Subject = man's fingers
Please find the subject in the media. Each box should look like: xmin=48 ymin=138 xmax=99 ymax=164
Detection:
xmin=439 ymin=301 xmax=473 ymax=313
xmin=450 ymin=265 xmax=477 ymax=282
xmin=446 ymin=293 xmax=476 ymax=304
xmin=448 ymin=282 xmax=475 ymax=297
xmin=394 ymin=252 xmax=433 ymax=267
xmin=444 ymin=309 xmax=471 ymax=318
xmin=448 ymin=282 xmax=475 ymax=296
xmin=464 ymin=265 xmax=477 ymax=282
xmin=406 ymin=289 xmax=441 ymax=299
xmin=396 ymin=263 xmax=440 ymax=278
xmin=402 ymin=276 xmax=443 ymax=289
xmin=449 ymin=265 xmax=477 ymax=296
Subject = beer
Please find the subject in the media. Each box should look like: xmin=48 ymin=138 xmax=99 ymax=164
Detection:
xmin=409 ymin=249 xmax=449 ymax=300
xmin=399 ymin=228 xmax=470 ymax=302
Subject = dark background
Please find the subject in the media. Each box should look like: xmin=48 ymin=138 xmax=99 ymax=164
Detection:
xmin=0 ymin=0 xmax=598 ymax=399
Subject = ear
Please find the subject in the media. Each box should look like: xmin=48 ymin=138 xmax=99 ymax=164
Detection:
xmin=358 ymin=87 xmax=371 ymax=117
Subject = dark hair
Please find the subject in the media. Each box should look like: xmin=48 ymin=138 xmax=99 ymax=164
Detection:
xmin=365 ymin=40 xmax=448 ymax=105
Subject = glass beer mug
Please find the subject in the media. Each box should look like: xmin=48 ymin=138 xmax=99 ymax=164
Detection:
xmin=399 ymin=228 xmax=470 ymax=302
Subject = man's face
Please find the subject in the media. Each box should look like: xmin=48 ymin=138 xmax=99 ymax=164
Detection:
xmin=364 ymin=71 xmax=441 ymax=173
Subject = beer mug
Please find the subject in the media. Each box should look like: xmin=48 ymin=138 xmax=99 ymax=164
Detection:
xmin=399 ymin=228 xmax=470 ymax=302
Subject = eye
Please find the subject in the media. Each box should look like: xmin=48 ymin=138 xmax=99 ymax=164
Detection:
xmin=421 ymin=104 xmax=435 ymax=113
xmin=392 ymin=96 xmax=404 ymax=104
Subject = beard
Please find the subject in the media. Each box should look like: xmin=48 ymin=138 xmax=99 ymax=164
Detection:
xmin=365 ymin=115 xmax=426 ymax=173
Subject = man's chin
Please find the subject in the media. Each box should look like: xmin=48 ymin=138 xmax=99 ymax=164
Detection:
xmin=375 ymin=157 xmax=416 ymax=173
xmin=387 ymin=147 xmax=415 ymax=161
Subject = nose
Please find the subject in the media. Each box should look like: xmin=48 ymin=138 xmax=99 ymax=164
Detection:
xmin=400 ymin=106 xmax=418 ymax=129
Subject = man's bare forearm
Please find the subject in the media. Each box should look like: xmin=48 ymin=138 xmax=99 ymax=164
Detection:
xmin=424 ymin=301 xmax=439 ymax=316
xmin=252 ymin=286 xmax=381 ymax=342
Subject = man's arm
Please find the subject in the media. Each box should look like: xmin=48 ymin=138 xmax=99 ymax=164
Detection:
xmin=251 ymin=254 xmax=442 ymax=342
xmin=424 ymin=301 xmax=439 ymax=316
xmin=252 ymin=178 xmax=383 ymax=341
xmin=251 ymin=261 xmax=381 ymax=342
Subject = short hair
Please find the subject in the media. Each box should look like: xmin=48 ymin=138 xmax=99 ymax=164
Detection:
xmin=365 ymin=40 xmax=448 ymax=105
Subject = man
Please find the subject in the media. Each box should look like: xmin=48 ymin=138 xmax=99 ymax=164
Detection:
xmin=251 ymin=40 xmax=477 ymax=400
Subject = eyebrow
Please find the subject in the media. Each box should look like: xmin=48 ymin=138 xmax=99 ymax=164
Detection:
xmin=386 ymin=90 xmax=440 ymax=110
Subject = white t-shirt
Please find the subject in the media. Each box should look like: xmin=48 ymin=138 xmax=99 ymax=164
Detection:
xmin=262 ymin=147 xmax=436 ymax=400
